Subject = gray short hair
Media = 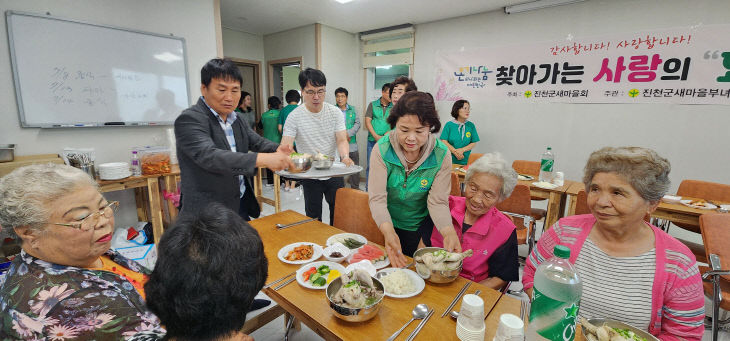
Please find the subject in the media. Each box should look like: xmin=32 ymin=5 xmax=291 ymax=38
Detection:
xmin=583 ymin=146 xmax=670 ymax=202
xmin=464 ymin=152 xmax=518 ymax=201
xmin=0 ymin=163 xmax=98 ymax=237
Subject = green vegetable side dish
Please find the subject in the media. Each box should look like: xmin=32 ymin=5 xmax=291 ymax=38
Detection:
xmin=612 ymin=328 xmax=647 ymax=341
xmin=308 ymin=265 xmax=333 ymax=287
xmin=343 ymin=238 xmax=365 ymax=249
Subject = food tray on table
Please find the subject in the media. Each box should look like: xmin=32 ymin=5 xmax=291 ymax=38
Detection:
xmin=277 ymin=162 xmax=362 ymax=179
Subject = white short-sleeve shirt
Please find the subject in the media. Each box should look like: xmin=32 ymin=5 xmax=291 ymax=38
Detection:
xmin=282 ymin=102 xmax=346 ymax=159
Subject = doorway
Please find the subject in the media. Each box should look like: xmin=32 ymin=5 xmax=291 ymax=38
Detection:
xmin=268 ymin=57 xmax=302 ymax=103
xmin=229 ymin=58 xmax=263 ymax=127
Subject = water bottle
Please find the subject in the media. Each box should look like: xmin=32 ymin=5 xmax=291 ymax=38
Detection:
xmin=539 ymin=147 xmax=554 ymax=183
xmin=130 ymin=150 xmax=141 ymax=176
xmin=526 ymin=245 xmax=582 ymax=341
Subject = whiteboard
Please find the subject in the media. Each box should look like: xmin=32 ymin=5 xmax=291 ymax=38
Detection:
xmin=6 ymin=11 xmax=190 ymax=128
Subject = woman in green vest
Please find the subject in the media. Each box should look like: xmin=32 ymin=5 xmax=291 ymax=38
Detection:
xmin=441 ymin=100 xmax=480 ymax=165
xmin=368 ymin=91 xmax=461 ymax=267
xmin=260 ymin=96 xmax=281 ymax=185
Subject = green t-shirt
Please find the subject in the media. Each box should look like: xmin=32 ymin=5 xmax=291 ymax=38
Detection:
xmin=261 ymin=109 xmax=281 ymax=143
xmin=440 ymin=120 xmax=480 ymax=165
xmin=278 ymin=104 xmax=298 ymax=127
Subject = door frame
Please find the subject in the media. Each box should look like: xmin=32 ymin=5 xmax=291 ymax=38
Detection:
xmin=228 ymin=57 xmax=263 ymax=123
xmin=267 ymin=57 xmax=302 ymax=99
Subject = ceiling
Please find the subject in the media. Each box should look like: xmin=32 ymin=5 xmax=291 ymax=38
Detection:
xmin=220 ymin=0 xmax=527 ymax=35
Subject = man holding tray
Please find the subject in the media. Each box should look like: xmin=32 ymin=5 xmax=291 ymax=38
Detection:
xmin=281 ymin=68 xmax=354 ymax=225
xmin=175 ymin=58 xmax=294 ymax=221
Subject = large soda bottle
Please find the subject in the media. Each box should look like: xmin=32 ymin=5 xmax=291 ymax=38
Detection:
xmin=539 ymin=147 xmax=554 ymax=183
xmin=526 ymin=245 xmax=582 ymax=341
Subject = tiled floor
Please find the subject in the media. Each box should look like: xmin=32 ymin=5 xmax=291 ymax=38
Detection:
xmin=250 ymin=183 xmax=728 ymax=340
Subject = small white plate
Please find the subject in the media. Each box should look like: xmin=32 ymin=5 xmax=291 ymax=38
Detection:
xmin=662 ymin=195 xmax=682 ymax=204
xmin=296 ymin=261 xmax=346 ymax=290
xmin=375 ymin=268 xmax=425 ymax=298
xmin=344 ymin=260 xmax=377 ymax=277
xmin=326 ymin=233 xmax=367 ymax=248
xmin=680 ymin=199 xmax=717 ymax=210
xmin=277 ymin=242 xmax=323 ymax=264
xmin=720 ymin=204 xmax=730 ymax=211
xmin=532 ymin=181 xmax=558 ymax=189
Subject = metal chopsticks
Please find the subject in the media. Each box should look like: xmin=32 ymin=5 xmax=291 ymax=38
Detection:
xmin=276 ymin=218 xmax=317 ymax=229
xmin=441 ymin=281 xmax=471 ymax=317
xmin=484 ymin=284 xmax=508 ymax=320
xmin=273 ymin=277 xmax=296 ymax=290
xmin=263 ymin=271 xmax=296 ymax=289
xmin=405 ymin=308 xmax=434 ymax=341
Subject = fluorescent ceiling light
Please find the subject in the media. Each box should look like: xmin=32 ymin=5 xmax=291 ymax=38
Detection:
xmin=376 ymin=65 xmax=392 ymax=69
xmin=505 ymin=0 xmax=587 ymax=14
xmin=335 ymin=0 xmax=354 ymax=3
xmin=153 ymin=52 xmax=182 ymax=63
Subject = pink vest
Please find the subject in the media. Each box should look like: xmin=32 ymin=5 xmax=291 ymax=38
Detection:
xmin=431 ymin=196 xmax=517 ymax=282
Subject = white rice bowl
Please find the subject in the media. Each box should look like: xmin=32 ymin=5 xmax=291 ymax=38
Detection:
xmin=380 ymin=269 xmax=416 ymax=295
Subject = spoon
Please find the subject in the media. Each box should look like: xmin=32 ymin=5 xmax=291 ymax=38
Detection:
xmin=387 ymin=304 xmax=429 ymax=341
xmin=449 ymin=290 xmax=481 ymax=320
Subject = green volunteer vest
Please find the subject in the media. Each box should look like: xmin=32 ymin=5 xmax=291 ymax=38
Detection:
xmin=344 ymin=104 xmax=357 ymax=144
xmin=368 ymin=99 xmax=392 ymax=141
xmin=378 ymin=135 xmax=448 ymax=231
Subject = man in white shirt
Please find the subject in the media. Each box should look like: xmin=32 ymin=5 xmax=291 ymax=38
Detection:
xmin=281 ymin=68 xmax=354 ymax=224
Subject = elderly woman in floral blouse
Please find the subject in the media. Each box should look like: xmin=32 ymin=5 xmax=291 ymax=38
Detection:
xmin=0 ymin=164 xmax=163 ymax=340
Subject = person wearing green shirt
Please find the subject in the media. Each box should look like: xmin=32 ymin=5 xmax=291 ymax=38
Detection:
xmin=260 ymin=96 xmax=282 ymax=186
xmin=335 ymin=87 xmax=361 ymax=189
xmin=278 ymin=89 xmax=301 ymax=191
xmin=440 ymin=99 xmax=480 ymax=165
xmin=367 ymin=91 xmax=461 ymax=267
xmin=364 ymin=83 xmax=391 ymax=191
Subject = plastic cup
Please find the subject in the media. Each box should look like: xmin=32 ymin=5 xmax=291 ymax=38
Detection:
xmin=553 ymin=171 xmax=565 ymax=186
xmin=493 ymin=313 xmax=524 ymax=341
xmin=457 ymin=294 xmax=484 ymax=331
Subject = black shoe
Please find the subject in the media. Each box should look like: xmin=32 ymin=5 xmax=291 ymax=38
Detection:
xmin=249 ymin=298 xmax=271 ymax=311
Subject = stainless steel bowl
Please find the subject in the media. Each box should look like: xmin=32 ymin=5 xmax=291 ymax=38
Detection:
xmin=312 ymin=157 xmax=333 ymax=170
xmin=289 ymin=156 xmax=312 ymax=173
xmin=581 ymin=318 xmax=658 ymax=341
xmin=0 ymin=144 xmax=15 ymax=163
xmin=413 ymin=247 xmax=463 ymax=284
xmin=326 ymin=275 xmax=384 ymax=322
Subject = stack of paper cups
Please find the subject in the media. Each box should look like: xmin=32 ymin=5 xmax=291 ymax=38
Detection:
xmin=455 ymin=294 xmax=485 ymax=341
xmin=166 ymin=128 xmax=178 ymax=164
xmin=493 ymin=313 xmax=524 ymax=341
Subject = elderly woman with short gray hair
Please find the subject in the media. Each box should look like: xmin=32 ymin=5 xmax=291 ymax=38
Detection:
xmin=0 ymin=163 xmax=162 ymax=339
xmin=522 ymin=146 xmax=704 ymax=340
xmin=429 ymin=153 xmax=520 ymax=290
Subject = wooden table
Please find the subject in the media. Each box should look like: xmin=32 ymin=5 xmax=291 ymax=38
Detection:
xmin=98 ymin=164 xmax=180 ymax=245
xmin=251 ymin=211 xmax=522 ymax=341
xmin=452 ymin=165 xmax=578 ymax=229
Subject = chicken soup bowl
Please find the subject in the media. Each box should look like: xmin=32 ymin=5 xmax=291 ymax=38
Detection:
xmin=325 ymin=275 xmax=384 ymax=322
xmin=413 ymin=247 xmax=463 ymax=284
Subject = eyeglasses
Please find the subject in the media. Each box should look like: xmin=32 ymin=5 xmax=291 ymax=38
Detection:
xmin=304 ymin=89 xmax=326 ymax=97
xmin=52 ymin=201 xmax=119 ymax=231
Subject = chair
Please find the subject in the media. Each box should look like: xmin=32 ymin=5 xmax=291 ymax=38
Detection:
xmin=333 ymin=188 xmax=384 ymax=245
xmin=671 ymin=180 xmax=730 ymax=263
xmin=574 ymin=189 xmax=590 ymax=215
xmin=466 ymin=152 xmax=483 ymax=165
xmin=699 ymin=213 xmax=730 ymax=341
xmin=450 ymin=172 xmax=462 ymax=196
xmin=510 ymin=160 xmax=547 ymax=223
xmin=496 ymin=184 xmax=537 ymax=256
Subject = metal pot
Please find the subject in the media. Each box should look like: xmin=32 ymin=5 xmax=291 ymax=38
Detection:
xmin=289 ymin=156 xmax=312 ymax=173
xmin=326 ymin=276 xmax=384 ymax=322
xmin=413 ymin=247 xmax=463 ymax=284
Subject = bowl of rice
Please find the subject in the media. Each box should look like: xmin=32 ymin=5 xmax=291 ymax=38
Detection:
xmin=375 ymin=268 xmax=425 ymax=298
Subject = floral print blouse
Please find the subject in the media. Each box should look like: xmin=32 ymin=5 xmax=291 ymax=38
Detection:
xmin=0 ymin=250 xmax=164 ymax=340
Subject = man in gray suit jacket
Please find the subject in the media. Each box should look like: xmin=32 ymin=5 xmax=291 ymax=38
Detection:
xmin=175 ymin=59 xmax=293 ymax=220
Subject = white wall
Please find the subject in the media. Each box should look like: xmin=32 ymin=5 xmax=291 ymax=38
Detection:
xmin=0 ymin=0 xmax=216 ymax=162
xmin=320 ymin=24 xmax=367 ymax=159
xmin=264 ymin=24 xmax=316 ymax=70
xmin=413 ymin=0 xmax=730 ymax=191
xmin=222 ymin=27 xmax=266 ymax=110
xmin=0 ymin=0 xmax=217 ymax=228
